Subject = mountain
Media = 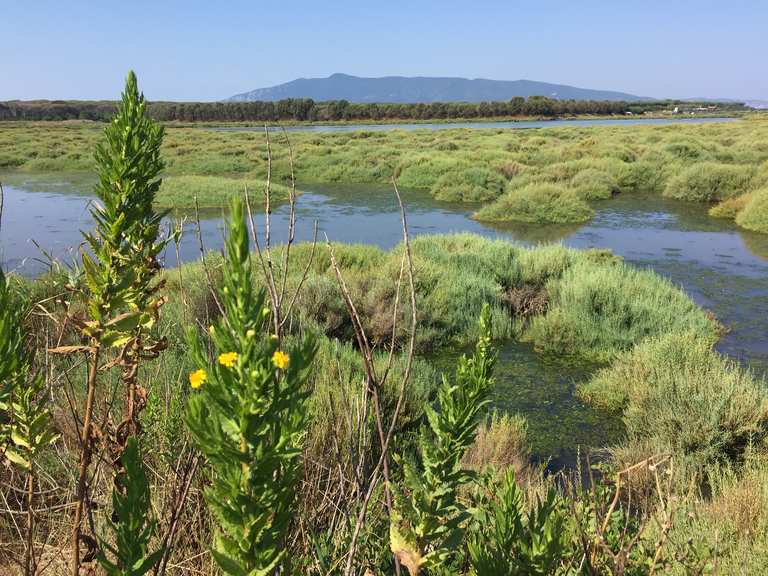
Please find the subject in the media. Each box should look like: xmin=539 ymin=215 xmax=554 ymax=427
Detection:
xmin=227 ymin=73 xmax=652 ymax=103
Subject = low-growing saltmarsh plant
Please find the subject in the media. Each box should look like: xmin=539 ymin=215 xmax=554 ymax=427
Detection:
xmin=664 ymin=161 xmax=755 ymax=202
xmin=156 ymin=174 xmax=291 ymax=209
xmin=581 ymin=332 xmax=768 ymax=476
xmin=570 ymin=168 xmax=620 ymax=200
xmin=525 ymin=259 xmax=719 ymax=361
xmin=735 ymin=187 xmax=768 ymax=233
xmin=474 ymin=183 xmax=593 ymax=224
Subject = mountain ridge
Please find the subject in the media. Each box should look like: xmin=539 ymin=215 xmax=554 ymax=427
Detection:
xmin=227 ymin=73 xmax=654 ymax=103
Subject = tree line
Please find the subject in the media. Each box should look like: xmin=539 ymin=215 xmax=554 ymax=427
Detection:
xmin=0 ymin=96 xmax=746 ymax=123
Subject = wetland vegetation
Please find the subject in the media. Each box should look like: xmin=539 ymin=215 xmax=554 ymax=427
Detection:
xmin=2 ymin=114 xmax=768 ymax=232
xmin=2 ymin=73 xmax=768 ymax=575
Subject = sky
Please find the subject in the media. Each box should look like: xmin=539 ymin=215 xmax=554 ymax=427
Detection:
xmin=2 ymin=0 xmax=766 ymax=102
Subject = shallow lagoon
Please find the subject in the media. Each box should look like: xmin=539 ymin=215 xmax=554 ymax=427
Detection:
xmin=210 ymin=116 xmax=738 ymax=133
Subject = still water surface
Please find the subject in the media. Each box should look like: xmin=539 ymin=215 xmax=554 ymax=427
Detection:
xmin=2 ymin=173 xmax=766 ymax=467
xmin=211 ymin=116 xmax=738 ymax=133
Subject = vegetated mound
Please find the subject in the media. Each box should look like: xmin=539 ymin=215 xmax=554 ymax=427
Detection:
xmin=432 ymin=166 xmax=505 ymax=202
xmin=164 ymin=234 xmax=718 ymax=364
xmin=570 ymin=168 xmax=620 ymax=200
xmin=735 ymin=187 xmax=768 ymax=233
xmin=156 ymin=175 xmax=291 ymax=208
xmin=579 ymin=332 xmax=768 ymax=474
xmin=474 ymin=183 xmax=594 ymax=224
xmin=664 ymin=162 xmax=755 ymax=202
xmin=709 ymin=192 xmax=753 ymax=219
xmin=523 ymin=259 xmax=720 ymax=362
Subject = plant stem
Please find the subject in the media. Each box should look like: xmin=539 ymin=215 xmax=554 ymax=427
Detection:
xmin=25 ymin=469 xmax=34 ymax=576
xmin=71 ymin=346 xmax=99 ymax=576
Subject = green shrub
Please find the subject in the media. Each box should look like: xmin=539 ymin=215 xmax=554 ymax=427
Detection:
xmin=390 ymin=306 xmax=496 ymax=574
xmin=664 ymin=162 xmax=755 ymax=202
xmin=157 ymin=175 xmax=290 ymax=208
xmin=185 ymin=198 xmax=317 ymax=574
xmin=736 ymin=187 xmax=768 ymax=233
xmin=525 ymin=261 xmax=719 ymax=361
xmin=709 ymin=193 xmax=753 ymax=219
xmin=432 ymin=166 xmax=505 ymax=201
xmin=474 ymin=183 xmax=593 ymax=224
xmin=662 ymin=139 xmax=711 ymax=162
xmin=583 ymin=332 xmax=768 ymax=473
xmin=571 ymin=168 xmax=619 ymax=200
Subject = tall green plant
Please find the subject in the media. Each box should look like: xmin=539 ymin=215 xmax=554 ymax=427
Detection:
xmin=0 ymin=269 xmax=25 ymax=452
xmin=390 ymin=304 xmax=496 ymax=575
xmin=185 ymin=197 xmax=316 ymax=575
xmin=467 ymin=470 xmax=566 ymax=575
xmin=0 ymin=269 xmax=59 ymax=576
xmin=97 ymin=437 xmax=163 ymax=576
xmin=66 ymin=70 xmax=169 ymax=576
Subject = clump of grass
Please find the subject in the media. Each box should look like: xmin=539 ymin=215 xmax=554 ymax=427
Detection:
xmin=615 ymin=160 xmax=668 ymax=194
xmin=587 ymin=332 xmax=768 ymax=475
xmin=752 ymin=159 xmax=768 ymax=189
xmin=664 ymin=162 xmax=755 ymax=202
xmin=571 ymin=168 xmax=619 ymax=200
xmin=497 ymin=160 xmax=527 ymax=180
xmin=156 ymin=175 xmax=290 ymax=208
xmin=474 ymin=183 xmax=593 ymax=224
xmin=462 ymin=412 xmax=531 ymax=481
xmin=662 ymin=138 xmax=712 ymax=162
xmin=709 ymin=192 xmax=753 ymax=219
xmin=735 ymin=187 xmax=768 ymax=233
xmin=432 ymin=166 xmax=505 ymax=201
xmin=525 ymin=261 xmax=719 ymax=361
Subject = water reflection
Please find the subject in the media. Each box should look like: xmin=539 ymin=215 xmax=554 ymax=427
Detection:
xmin=210 ymin=116 xmax=738 ymax=134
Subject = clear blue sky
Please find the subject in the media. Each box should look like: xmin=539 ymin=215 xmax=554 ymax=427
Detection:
xmin=2 ymin=0 xmax=766 ymax=101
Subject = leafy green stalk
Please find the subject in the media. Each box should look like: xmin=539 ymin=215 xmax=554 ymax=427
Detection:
xmin=97 ymin=437 xmax=163 ymax=576
xmin=185 ymin=197 xmax=316 ymax=575
xmin=0 ymin=269 xmax=59 ymax=576
xmin=467 ymin=470 xmax=566 ymax=575
xmin=69 ymin=70 xmax=168 ymax=576
xmin=0 ymin=269 xmax=25 ymax=452
xmin=390 ymin=304 xmax=496 ymax=575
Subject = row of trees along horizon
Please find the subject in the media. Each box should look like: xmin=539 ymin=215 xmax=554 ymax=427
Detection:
xmin=0 ymin=95 xmax=747 ymax=122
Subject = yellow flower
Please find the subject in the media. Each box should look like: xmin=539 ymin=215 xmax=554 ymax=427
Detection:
xmin=189 ymin=369 xmax=207 ymax=389
xmin=272 ymin=350 xmax=289 ymax=370
xmin=218 ymin=351 xmax=238 ymax=368
xmin=246 ymin=329 xmax=256 ymax=338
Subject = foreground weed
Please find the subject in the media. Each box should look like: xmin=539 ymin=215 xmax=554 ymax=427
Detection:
xmin=467 ymin=470 xmax=567 ymax=575
xmin=390 ymin=304 xmax=496 ymax=575
xmin=0 ymin=269 xmax=59 ymax=576
xmin=57 ymin=70 xmax=169 ymax=576
xmin=185 ymin=197 xmax=316 ymax=574
xmin=97 ymin=437 xmax=163 ymax=576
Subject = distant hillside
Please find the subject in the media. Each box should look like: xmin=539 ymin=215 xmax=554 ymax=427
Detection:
xmin=228 ymin=73 xmax=652 ymax=103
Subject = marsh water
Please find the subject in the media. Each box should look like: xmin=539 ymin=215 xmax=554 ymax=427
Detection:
xmin=212 ymin=116 xmax=738 ymax=133
xmin=2 ymin=173 xmax=767 ymax=468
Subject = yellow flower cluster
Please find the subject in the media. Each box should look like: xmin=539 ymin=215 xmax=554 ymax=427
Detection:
xmin=189 ymin=369 xmax=207 ymax=389
xmin=218 ymin=351 xmax=238 ymax=368
xmin=272 ymin=350 xmax=289 ymax=370
xmin=189 ymin=350 xmax=288 ymax=389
